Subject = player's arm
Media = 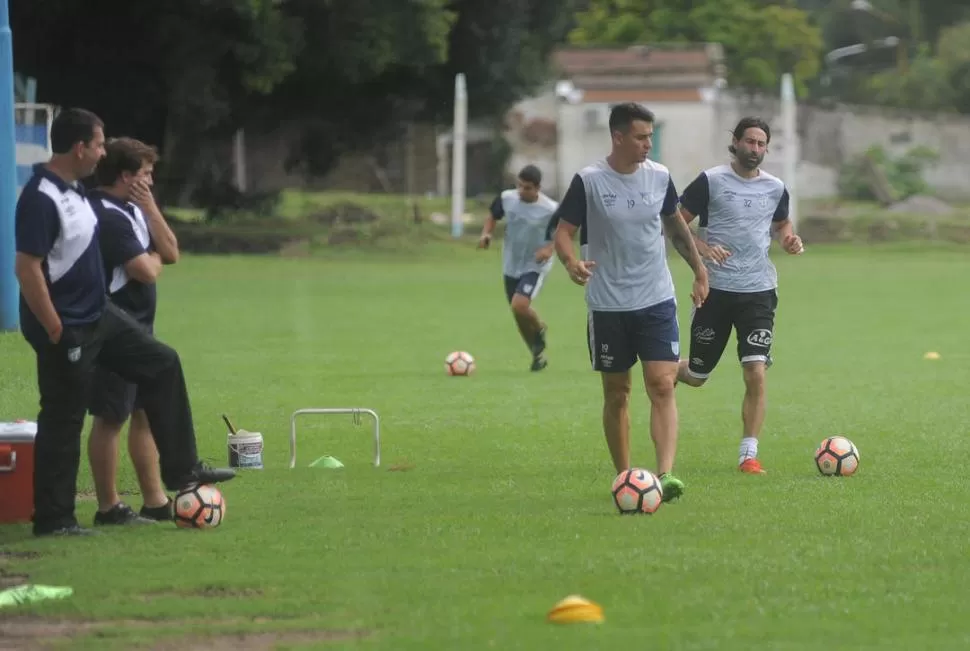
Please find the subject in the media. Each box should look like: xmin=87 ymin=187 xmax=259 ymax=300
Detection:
xmin=660 ymin=179 xmax=704 ymax=275
xmin=770 ymin=187 xmax=803 ymax=254
xmin=14 ymin=193 xmax=62 ymax=342
xmin=100 ymin=210 xmax=164 ymax=284
xmin=678 ymin=172 xmax=729 ymax=264
xmin=131 ymin=180 xmax=179 ymax=264
xmin=660 ymin=177 xmax=708 ymax=306
xmin=534 ymin=204 xmax=560 ymax=263
xmin=479 ymin=194 xmax=503 ymax=249
xmin=15 ymin=254 xmax=61 ymax=343
xmin=553 ymin=175 xmax=595 ymax=285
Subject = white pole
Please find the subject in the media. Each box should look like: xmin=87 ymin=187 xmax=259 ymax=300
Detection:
xmin=233 ymin=128 xmax=247 ymax=193
xmin=780 ymin=73 xmax=797 ymax=229
xmin=451 ymin=73 xmax=467 ymax=238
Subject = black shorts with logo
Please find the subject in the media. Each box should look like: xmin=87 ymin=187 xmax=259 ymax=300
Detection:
xmin=503 ymin=271 xmax=545 ymax=304
xmin=587 ymin=299 xmax=681 ymax=372
xmin=686 ymin=288 xmax=777 ymax=379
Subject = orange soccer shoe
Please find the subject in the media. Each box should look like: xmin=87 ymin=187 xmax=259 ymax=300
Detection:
xmin=739 ymin=458 xmax=766 ymax=475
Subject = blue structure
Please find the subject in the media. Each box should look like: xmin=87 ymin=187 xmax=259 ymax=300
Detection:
xmin=0 ymin=0 xmax=18 ymax=332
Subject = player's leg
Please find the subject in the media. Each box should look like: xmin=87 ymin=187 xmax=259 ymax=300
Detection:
xmin=633 ymin=300 xmax=685 ymax=501
xmin=589 ymin=311 xmax=638 ymax=472
xmin=87 ymin=367 xmax=154 ymax=525
xmin=677 ymin=289 xmax=733 ymax=388
xmin=733 ymin=290 xmax=779 ymax=474
xmin=94 ymin=303 xmax=235 ymax=491
xmin=32 ymin=324 xmax=101 ymax=536
xmin=504 ymin=275 xmax=532 ymax=348
xmin=509 ymin=271 xmax=548 ymax=370
xmin=126 ymin=407 xmax=173 ymax=520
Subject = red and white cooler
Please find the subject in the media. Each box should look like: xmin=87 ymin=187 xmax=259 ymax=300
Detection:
xmin=0 ymin=421 xmax=37 ymax=524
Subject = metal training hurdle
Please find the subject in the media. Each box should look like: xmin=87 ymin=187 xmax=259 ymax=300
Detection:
xmin=289 ymin=408 xmax=381 ymax=468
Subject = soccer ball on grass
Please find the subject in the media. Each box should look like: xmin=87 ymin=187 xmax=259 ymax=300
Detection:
xmin=445 ymin=351 xmax=476 ymax=376
xmin=611 ymin=468 xmax=663 ymax=514
xmin=814 ymin=436 xmax=860 ymax=477
xmin=174 ymin=484 xmax=226 ymax=529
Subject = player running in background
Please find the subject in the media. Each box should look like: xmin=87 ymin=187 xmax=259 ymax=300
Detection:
xmin=551 ymin=102 xmax=708 ymax=501
xmin=478 ymin=165 xmax=559 ymax=371
xmin=676 ymin=116 xmax=804 ymax=475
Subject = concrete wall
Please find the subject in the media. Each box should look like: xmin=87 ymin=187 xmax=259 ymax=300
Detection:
xmin=500 ymin=89 xmax=970 ymax=203
xmin=717 ymin=95 xmax=970 ymax=200
xmin=224 ymin=92 xmax=970 ymax=204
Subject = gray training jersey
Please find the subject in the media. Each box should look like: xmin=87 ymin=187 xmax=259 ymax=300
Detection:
xmin=679 ymin=165 xmax=790 ymax=293
xmin=554 ymin=159 xmax=679 ymax=312
xmin=490 ymin=189 xmax=558 ymax=278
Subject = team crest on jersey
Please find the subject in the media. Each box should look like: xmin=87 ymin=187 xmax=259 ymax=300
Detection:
xmin=601 ymin=192 xmax=617 ymax=208
xmin=67 ymin=346 xmax=81 ymax=363
xmin=758 ymin=193 xmax=769 ymax=208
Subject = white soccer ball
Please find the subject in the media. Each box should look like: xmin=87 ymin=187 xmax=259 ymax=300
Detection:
xmin=445 ymin=351 xmax=476 ymax=376
xmin=174 ymin=484 xmax=226 ymax=529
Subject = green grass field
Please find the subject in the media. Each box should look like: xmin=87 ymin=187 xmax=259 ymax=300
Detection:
xmin=2 ymin=241 xmax=970 ymax=650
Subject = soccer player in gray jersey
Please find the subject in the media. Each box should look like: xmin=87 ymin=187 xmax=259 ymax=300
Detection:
xmin=676 ymin=117 xmax=804 ymax=475
xmin=479 ymin=165 xmax=559 ymax=371
xmin=551 ymin=103 xmax=708 ymax=501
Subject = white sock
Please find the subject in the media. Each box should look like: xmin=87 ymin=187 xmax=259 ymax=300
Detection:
xmin=739 ymin=437 xmax=759 ymax=465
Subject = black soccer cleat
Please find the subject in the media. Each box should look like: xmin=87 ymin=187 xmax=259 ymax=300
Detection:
xmin=530 ymin=355 xmax=548 ymax=372
xmin=93 ymin=503 xmax=157 ymax=526
xmin=34 ymin=524 xmax=99 ymax=537
xmin=140 ymin=498 xmax=174 ymax=522
xmin=177 ymin=462 xmax=236 ymax=490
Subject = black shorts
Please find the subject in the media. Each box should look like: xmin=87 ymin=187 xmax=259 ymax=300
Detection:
xmin=686 ymin=288 xmax=778 ymax=379
xmin=587 ymin=299 xmax=680 ymax=372
xmin=503 ymin=272 xmax=546 ymax=304
xmin=88 ymin=322 xmax=153 ymax=423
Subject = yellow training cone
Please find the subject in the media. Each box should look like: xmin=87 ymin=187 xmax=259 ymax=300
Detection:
xmin=923 ymin=351 xmax=941 ymax=360
xmin=547 ymin=594 xmax=604 ymax=624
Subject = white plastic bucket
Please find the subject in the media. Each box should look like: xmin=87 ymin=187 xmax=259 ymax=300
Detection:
xmin=227 ymin=429 xmax=264 ymax=469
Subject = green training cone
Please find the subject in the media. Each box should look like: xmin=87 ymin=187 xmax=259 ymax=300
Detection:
xmin=309 ymin=455 xmax=345 ymax=469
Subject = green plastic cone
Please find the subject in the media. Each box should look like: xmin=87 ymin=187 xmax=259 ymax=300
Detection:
xmin=309 ymin=455 xmax=345 ymax=469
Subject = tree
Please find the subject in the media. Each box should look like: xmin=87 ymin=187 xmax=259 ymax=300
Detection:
xmin=12 ymin=0 xmax=582 ymax=197
xmin=569 ymin=0 xmax=824 ymax=95
xmin=936 ymin=22 xmax=970 ymax=113
xmin=256 ymin=0 xmax=585 ymax=176
xmin=11 ymin=0 xmax=302 ymax=200
xmin=858 ymin=20 xmax=970 ymax=114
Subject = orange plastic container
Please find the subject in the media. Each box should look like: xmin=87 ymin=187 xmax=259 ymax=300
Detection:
xmin=0 ymin=421 xmax=37 ymax=524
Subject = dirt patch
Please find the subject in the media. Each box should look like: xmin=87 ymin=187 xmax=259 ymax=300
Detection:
xmin=0 ymin=551 xmax=40 ymax=561
xmin=75 ymin=488 xmax=138 ymax=502
xmin=309 ymin=202 xmax=380 ymax=226
xmin=0 ymin=568 xmax=29 ymax=588
xmin=278 ymin=239 xmax=312 ymax=257
xmin=150 ymin=630 xmax=370 ymax=650
xmin=139 ymin=585 xmax=263 ymax=600
xmin=0 ymin=617 xmax=370 ymax=651
xmin=0 ymin=617 xmax=160 ymax=651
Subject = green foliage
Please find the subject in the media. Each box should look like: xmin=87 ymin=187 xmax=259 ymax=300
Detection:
xmin=838 ymin=145 xmax=940 ymax=201
xmin=865 ymin=45 xmax=955 ymax=112
xmin=859 ymin=21 xmax=970 ymax=114
xmin=937 ymin=22 xmax=970 ymax=114
xmin=569 ymin=0 xmax=824 ymax=94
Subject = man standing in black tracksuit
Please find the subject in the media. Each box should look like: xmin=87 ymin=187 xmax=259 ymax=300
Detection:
xmin=14 ymin=108 xmax=236 ymax=537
